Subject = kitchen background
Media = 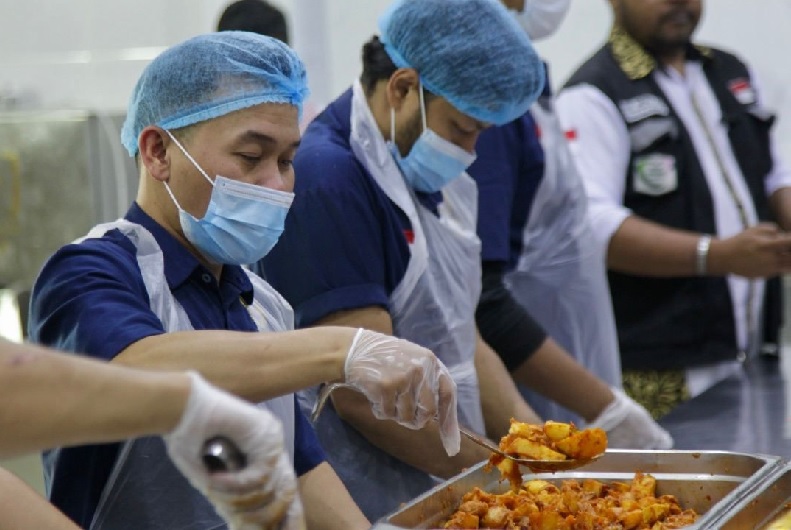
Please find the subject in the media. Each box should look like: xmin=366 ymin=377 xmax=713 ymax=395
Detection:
xmin=2 ymin=0 xmax=791 ymax=497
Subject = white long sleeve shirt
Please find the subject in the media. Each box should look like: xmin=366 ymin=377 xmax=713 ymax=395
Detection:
xmin=556 ymin=60 xmax=791 ymax=395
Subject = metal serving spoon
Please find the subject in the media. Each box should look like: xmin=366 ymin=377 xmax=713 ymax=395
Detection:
xmin=310 ymin=382 xmax=602 ymax=472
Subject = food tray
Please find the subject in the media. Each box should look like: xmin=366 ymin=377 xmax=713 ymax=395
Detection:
xmin=375 ymin=450 xmax=781 ymax=529
xmin=704 ymin=460 xmax=791 ymax=529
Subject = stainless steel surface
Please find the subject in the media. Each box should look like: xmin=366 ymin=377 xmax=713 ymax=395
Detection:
xmin=202 ymin=436 xmax=247 ymax=473
xmin=0 ymin=110 xmax=136 ymax=292
xmin=708 ymin=461 xmax=791 ymax=529
xmin=659 ymin=355 xmax=791 ymax=459
xmin=377 ymin=450 xmax=781 ymax=529
xmin=310 ymin=382 xmax=354 ymax=423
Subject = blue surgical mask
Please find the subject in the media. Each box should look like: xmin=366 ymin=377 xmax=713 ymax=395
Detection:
xmin=163 ymin=131 xmax=294 ymax=265
xmin=389 ymin=84 xmax=477 ymax=194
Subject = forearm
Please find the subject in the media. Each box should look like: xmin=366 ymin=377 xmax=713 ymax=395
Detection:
xmin=511 ymin=338 xmax=614 ymax=422
xmin=474 ymin=334 xmax=541 ymax=438
xmin=0 ymin=467 xmax=80 ymax=529
xmin=332 ymin=389 xmax=488 ymax=478
xmin=115 ymin=327 xmax=355 ymax=402
xmin=0 ymin=340 xmax=188 ymax=458
xmin=299 ymin=462 xmax=370 ymax=530
xmin=607 ymin=216 xmax=701 ymax=276
xmin=770 ymin=187 xmax=791 ymax=231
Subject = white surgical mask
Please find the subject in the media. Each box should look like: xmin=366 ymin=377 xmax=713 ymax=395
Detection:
xmin=388 ymin=84 xmax=477 ymax=194
xmin=511 ymin=0 xmax=571 ymax=41
xmin=163 ymin=130 xmax=294 ymax=265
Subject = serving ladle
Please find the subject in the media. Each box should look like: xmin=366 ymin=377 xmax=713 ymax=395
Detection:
xmin=310 ymin=382 xmax=602 ymax=472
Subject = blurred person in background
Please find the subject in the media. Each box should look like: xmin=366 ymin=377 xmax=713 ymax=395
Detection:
xmin=0 ymin=338 xmax=302 ymax=529
xmin=465 ymin=0 xmax=670 ymax=442
xmin=28 ymin=31 xmax=459 ymax=530
xmin=216 ymin=0 xmax=322 ymax=131
xmin=557 ymin=0 xmax=791 ymax=418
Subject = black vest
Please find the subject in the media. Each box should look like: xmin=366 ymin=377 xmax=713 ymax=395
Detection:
xmin=565 ymin=44 xmax=781 ymax=370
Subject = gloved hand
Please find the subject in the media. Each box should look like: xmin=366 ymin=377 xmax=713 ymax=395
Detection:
xmin=588 ymin=387 xmax=674 ymax=450
xmin=164 ymin=372 xmax=304 ymax=530
xmin=344 ymin=328 xmax=461 ymax=456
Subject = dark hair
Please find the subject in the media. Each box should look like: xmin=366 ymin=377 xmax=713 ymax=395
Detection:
xmin=360 ymin=36 xmax=398 ymax=96
xmin=360 ymin=35 xmax=436 ymax=103
xmin=217 ymin=0 xmax=289 ymax=45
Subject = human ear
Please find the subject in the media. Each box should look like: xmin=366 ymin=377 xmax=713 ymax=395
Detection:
xmin=385 ymin=68 xmax=420 ymax=111
xmin=138 ymin=127 xmax=171 ymax=183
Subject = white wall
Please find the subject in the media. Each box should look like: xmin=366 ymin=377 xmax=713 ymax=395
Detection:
xmin=0 ymin=0 xmax=790 ymax=151
xmin=4 ymin=0 xmax=789 ymax=157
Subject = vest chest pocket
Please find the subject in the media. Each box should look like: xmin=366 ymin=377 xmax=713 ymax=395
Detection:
xmin=628 ymin=118 xmax=679 ymax=197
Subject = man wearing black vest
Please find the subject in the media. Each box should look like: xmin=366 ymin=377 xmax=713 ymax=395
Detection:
xmin=556 ymin=0 xmax=791 ymax=418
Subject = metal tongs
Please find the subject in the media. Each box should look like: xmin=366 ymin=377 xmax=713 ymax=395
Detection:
xmin=310 ymin=382 xmax=602 ymax=472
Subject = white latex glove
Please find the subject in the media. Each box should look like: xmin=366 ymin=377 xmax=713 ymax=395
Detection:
xmin=164 ymin=372 xmax=305 ymax=530
xmin=344 ymin=328 xmax=461 ymax=456
xmin=588 ymin=387 xmax=674 ymax=450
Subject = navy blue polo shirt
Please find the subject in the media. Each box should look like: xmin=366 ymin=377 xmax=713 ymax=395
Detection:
xmin=259 ymin=89 xmax=441 ymax=327
xmin=468 ymin=110 xmax=546 ymax=269
xmin=28 ymin=203 xmax=325 ymax=528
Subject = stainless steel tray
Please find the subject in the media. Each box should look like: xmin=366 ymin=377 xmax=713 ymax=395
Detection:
xmin=706 ymin=460 xmax=791 ymax=529
xmin=376 ymin=450 xmax=781 ymax=529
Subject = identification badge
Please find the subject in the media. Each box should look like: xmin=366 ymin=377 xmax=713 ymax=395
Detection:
xmin=633 ymin=154 xmax=677 ymax=196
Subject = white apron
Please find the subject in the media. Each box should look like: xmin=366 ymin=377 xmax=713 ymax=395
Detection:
xmin=505 ymin=97 xmax=622 ymax=424
xmin=53 ymin=220 xmax=296 ymax=530
xmin=297 ymin=81 xmax=485 ymax=521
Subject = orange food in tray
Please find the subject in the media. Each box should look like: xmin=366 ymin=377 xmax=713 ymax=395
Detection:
xmin=488 ymin=420 xmax=608 ymax=489
xmin=443 ymin=472 xmax=699 ymax=530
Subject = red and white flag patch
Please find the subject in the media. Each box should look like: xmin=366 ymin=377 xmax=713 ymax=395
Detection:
xmin=728 ymin=78 xmax=756 ymax=105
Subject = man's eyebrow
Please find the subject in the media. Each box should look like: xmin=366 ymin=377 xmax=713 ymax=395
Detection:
xmin=237 ymin=130 xmax=301 ymax=149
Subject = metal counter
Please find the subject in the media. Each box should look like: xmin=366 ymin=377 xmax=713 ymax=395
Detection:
xmin=659 ymin=354 xmax=791 ymax=458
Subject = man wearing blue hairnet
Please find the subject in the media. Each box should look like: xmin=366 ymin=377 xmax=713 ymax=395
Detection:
xmin=28 ymin=31 xmax=463 ymax=530
xmin=467 ymin=0 xmax=672 ymax=443
xmin=259 ymin=0 xmax=550 ymax=519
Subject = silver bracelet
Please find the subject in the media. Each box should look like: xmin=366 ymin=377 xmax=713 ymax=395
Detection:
xmin=696 ymin=235 xmax=712 ymax=276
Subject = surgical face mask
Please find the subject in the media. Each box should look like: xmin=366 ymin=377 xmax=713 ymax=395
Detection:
xmin=163 ymin=131 xmax=294 ymax=265
xmin=511 ymin=0 xmax=571 ymax=41
xmin=389 ymin=84 xmax=477 ymax=194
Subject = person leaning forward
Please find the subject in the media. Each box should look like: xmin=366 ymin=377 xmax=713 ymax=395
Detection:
xmin=28 ymin=31 xmax=460 ymax=530
xmin=257 ymin=0 xmax=560 ymax=520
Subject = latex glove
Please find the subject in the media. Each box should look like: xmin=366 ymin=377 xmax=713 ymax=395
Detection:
xmin=588 ymin=387 xmax=674 ymax=450
xmin=164 ymin=372 xmax=304 ymax=530
xmin=344 ymin=328 xmax=461 ymax=456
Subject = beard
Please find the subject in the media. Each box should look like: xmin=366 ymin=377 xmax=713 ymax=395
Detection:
xmin=394 ymin=107 xmax=424 ymax=157
xmin=621 ymin=3 xmax=700 ymax=57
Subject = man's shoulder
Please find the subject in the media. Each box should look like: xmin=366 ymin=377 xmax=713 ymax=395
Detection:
xmin=294 ymin=128 xmax=375 ymax=200
xmin=703 ymin=45 xmax=752 ymax=73
xmin=37 ymin=228 xmax=141 ymax=284
xmin=563 ymin=45 xmax=616 ymax=89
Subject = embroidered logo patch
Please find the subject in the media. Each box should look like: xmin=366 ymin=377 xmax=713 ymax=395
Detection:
xmin=633 ymin=153 xmax=677 ymax=196
xmin=619 ymin=94 xmax=670 ymax=123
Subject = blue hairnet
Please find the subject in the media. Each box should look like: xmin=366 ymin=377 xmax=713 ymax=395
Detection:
xmin=379 ymin=0 xmax=545 ymax=126
xmin=121 ymin=31 xmax=308 ymax=156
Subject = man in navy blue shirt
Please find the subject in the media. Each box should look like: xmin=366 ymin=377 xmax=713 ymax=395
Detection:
xmin=259 ymin=0 xmax=551 ymax=519
xmin=261 ymin=0 xmax=674 ymax=518
xmin=28 ymin=31 xmax=459 ymax=530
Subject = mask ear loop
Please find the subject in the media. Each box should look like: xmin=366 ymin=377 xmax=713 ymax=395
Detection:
xmin=164 ymin=130 xmax=215 ymax=187
xmin=390 ymin=107 xmax=396 ymax=143
xmin=418 ymin=81 xmax=427 ymax=132
xmin=161 ymin=130 xmax=215 ymax=218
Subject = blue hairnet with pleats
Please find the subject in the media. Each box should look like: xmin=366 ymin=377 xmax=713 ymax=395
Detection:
xmin=379 ymin=0 xmax=544 ymax=126
xmin=121 ymin=31 xmax=308 ymax=156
